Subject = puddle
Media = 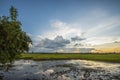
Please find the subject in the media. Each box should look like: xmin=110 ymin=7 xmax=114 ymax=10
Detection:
xmin=0 ymin=60 xmax=120 ymax=80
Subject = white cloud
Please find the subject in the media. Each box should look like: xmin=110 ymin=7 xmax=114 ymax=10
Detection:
xmin=84 ymin=36 xmax=120 ymax=45
xmin=74 ymin=10 xmax=120 ymax=46
xmin=29 ymin=8 xmax=120 ymax=52
xmin=29 ymin=15 xmax=120 ymax=52
xmin=42 ymin=20 xmax=82 ymax=39
xmin=85 ymin=16 xmax=120 ymax=37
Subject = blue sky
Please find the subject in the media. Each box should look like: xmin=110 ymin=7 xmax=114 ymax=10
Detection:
xmin=0 ymin=0 xmax=120 ymax=52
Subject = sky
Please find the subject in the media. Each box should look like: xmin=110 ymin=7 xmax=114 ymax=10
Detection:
xmin=0 ymin=0 xmax=120 ymax=53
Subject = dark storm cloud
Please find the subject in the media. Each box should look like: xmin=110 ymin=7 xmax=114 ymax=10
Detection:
xmin=71 ymin=36 xmax=86 ymax=41
xmin=79 ymin=48 xmax=95 ymax=53
xmin=74 ymin=43 xmax=83 ymax=47
xmin=114 ymin=41 xmax=120 ymax=43
xmin=35 ymin=36 xmax=70 ymax=49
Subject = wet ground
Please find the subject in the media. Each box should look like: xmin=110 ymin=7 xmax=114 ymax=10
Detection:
xmin=0 ymin=60 xmax=120 ymax=80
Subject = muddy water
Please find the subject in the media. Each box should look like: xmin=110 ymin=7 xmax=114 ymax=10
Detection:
xmin=0 ymin=60 xmax=120 ymax=80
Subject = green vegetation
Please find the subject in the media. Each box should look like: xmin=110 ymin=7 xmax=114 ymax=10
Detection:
xmin=0 ymin=6 xmax=32 ymax=69
xmin=21 ymin=53 xmax=120 ymax=63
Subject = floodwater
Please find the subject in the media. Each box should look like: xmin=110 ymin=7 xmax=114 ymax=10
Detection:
xmin=0 ymin=60 xmax=120 ymax=80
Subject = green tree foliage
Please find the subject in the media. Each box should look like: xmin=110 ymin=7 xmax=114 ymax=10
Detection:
xmin=0 ymin=6 xmax=32 ymax=69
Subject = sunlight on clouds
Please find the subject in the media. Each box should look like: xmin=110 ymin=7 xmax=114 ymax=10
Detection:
xmin=92 ymin=48 xmax=120 ymax=53
xmin=42 ymin=20 xmax=82 ymax=39
xmin=50 ymin=20 xmax=66 ymax=29
xmin=85 ymin=16 xmax=120 ymax=37
xmin=29 ymin=9 xmax=120 ymax=53
xmin=84 ymin=37 xmax=120 ymax=45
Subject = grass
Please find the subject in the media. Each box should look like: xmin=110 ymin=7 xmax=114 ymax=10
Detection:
xmin=20 ymin=53 xmax=120 ymax=63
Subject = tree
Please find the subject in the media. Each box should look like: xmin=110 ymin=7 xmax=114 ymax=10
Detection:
xmin=0 ymin=6 xmax=32 ymax=70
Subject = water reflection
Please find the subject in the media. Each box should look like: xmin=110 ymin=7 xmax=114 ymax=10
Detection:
xmin=0 ymin=60 xmax=120 ymax=80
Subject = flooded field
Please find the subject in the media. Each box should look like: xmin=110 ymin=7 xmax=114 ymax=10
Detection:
xmin=0 ymin=60 xmax=120 ymax=80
